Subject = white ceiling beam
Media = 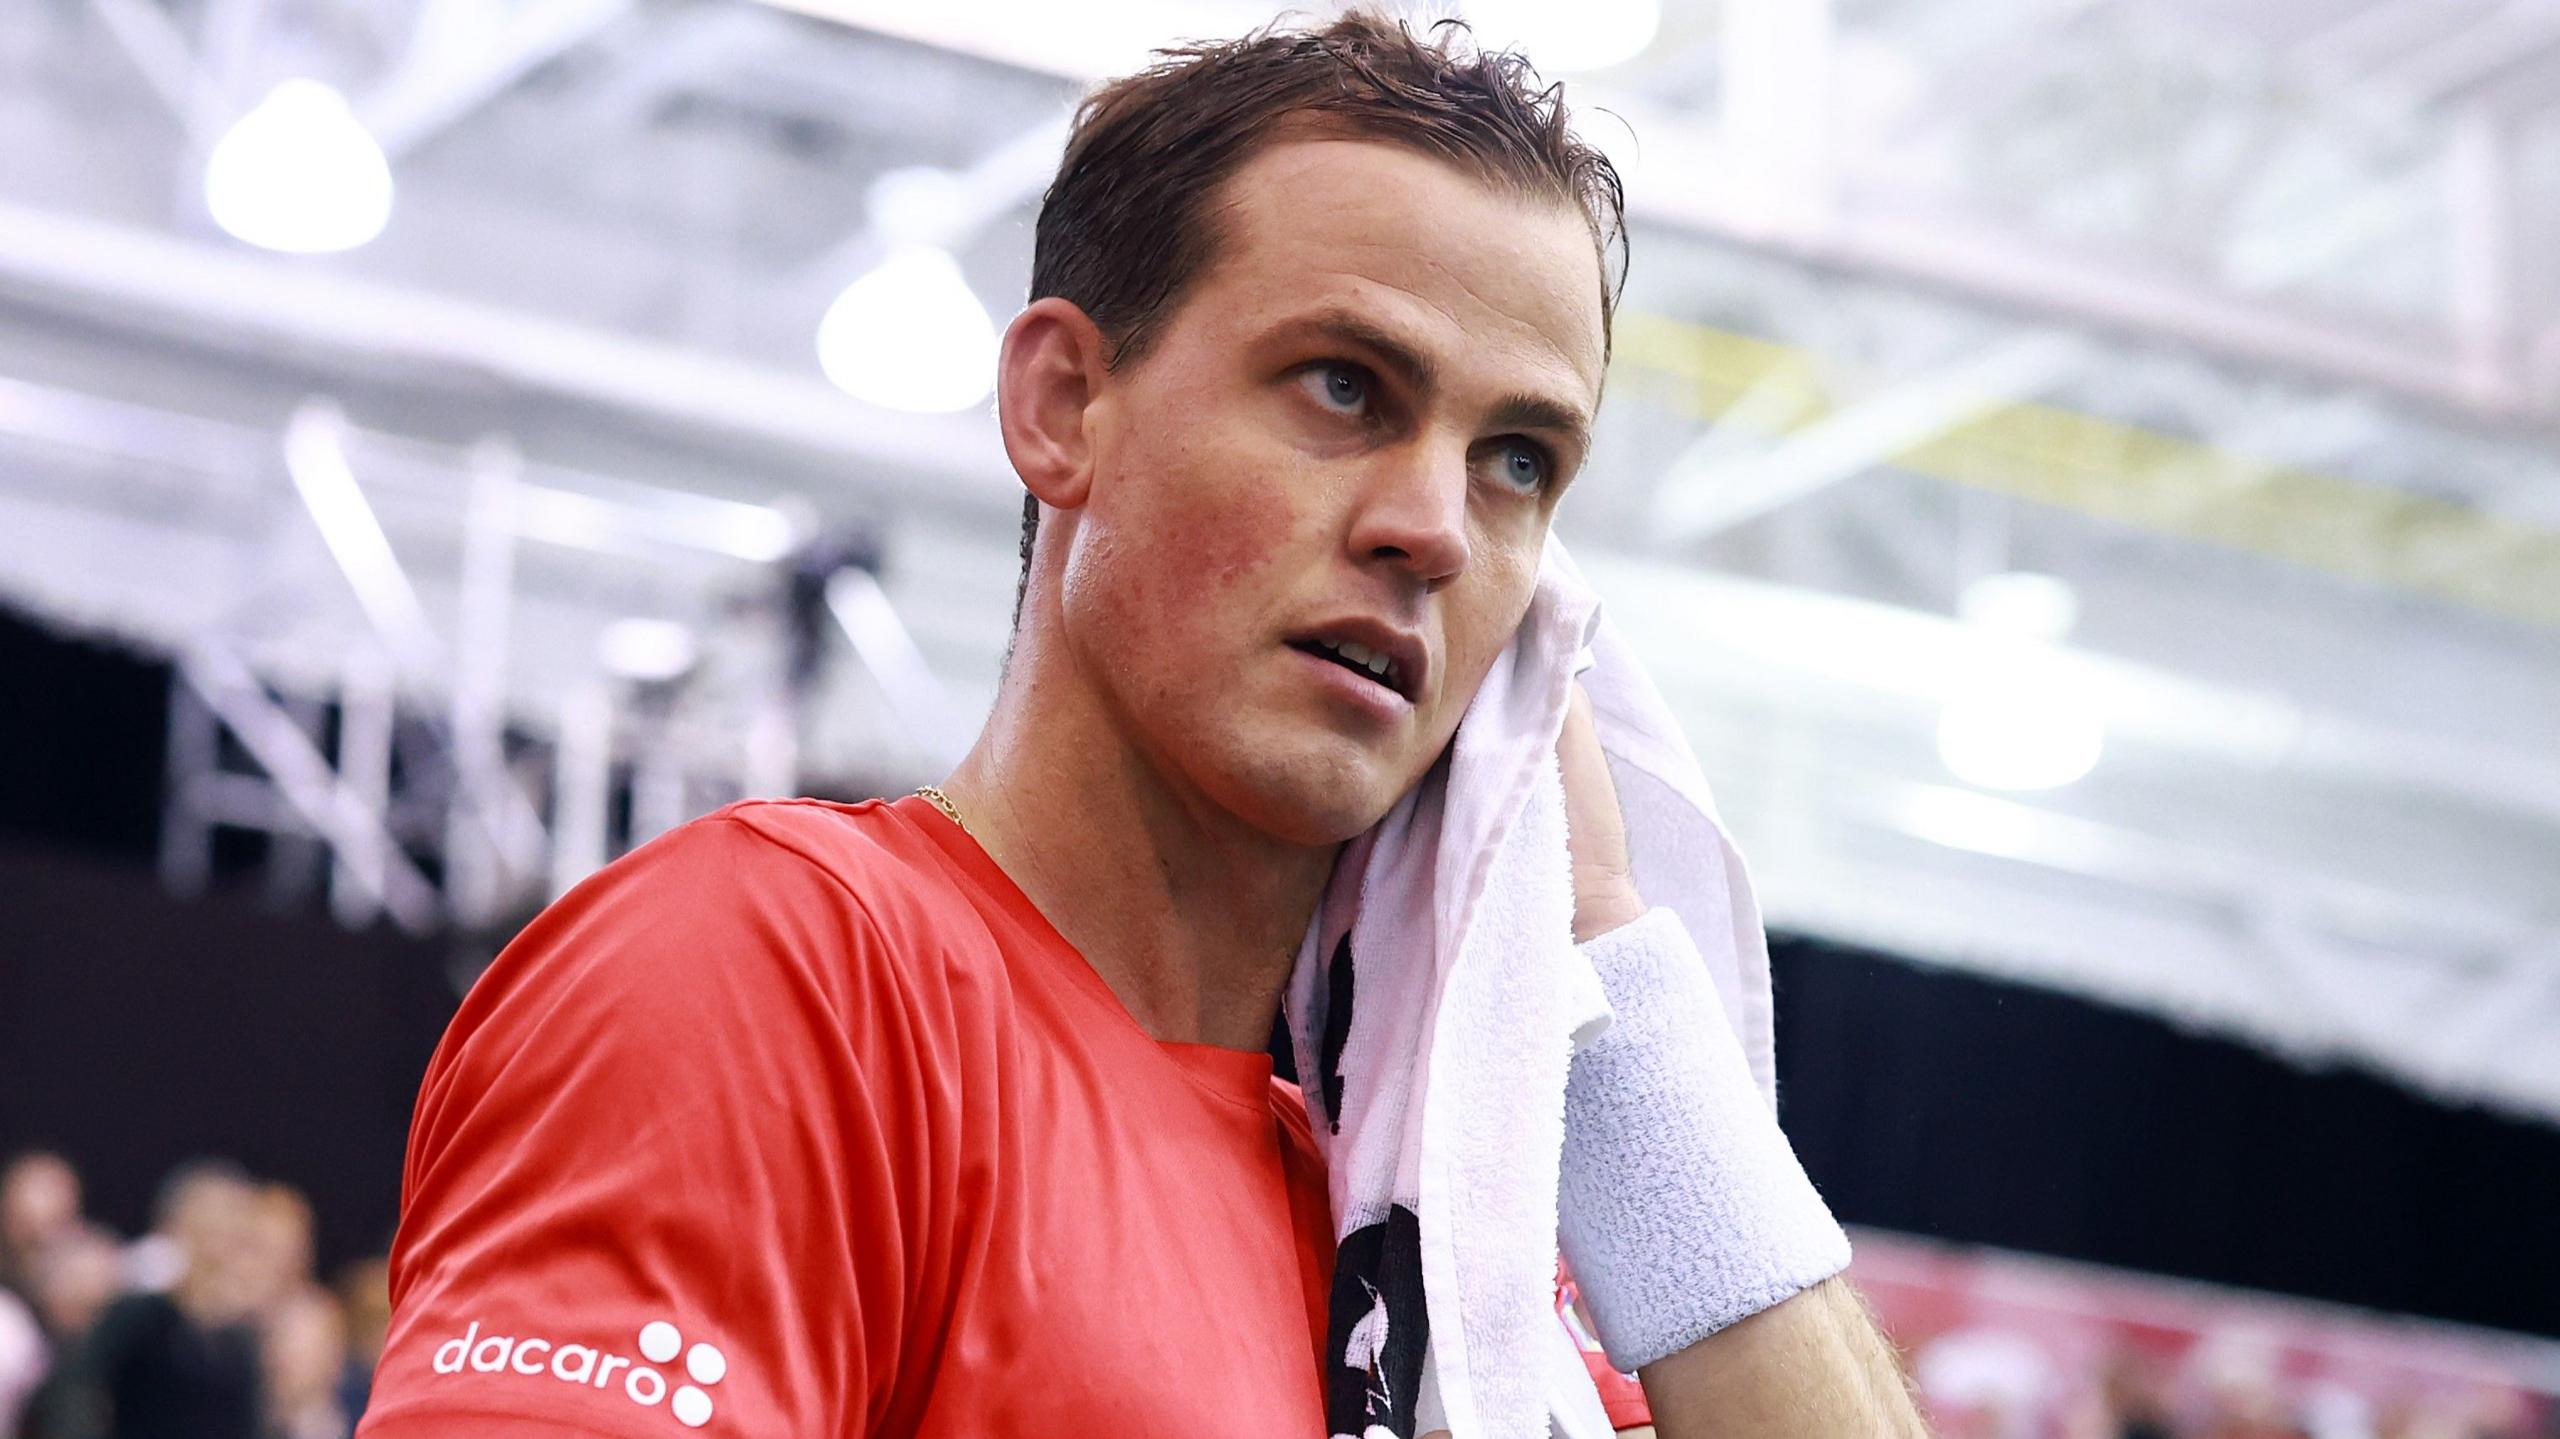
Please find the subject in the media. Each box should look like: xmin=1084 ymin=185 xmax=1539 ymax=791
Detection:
xmin=283 ymin=400 xmax=446 ymax=679
xmin=362 ymin=0 xmax=637 ymax=160
xmin=750 ymin=3 xmax=2539 ymax=424
xmin=750 ymin=0 xmax=1280 ymax=83
xmin=826 ymin=569 xmax=967 ymax=769
xmin=2360 ymin=0 xmax=2560 ymax=102
xmin=84 ymin=0 xmax=203 ymax=135
xmin=2447 ymin=108 xmax=2520 ymax=402
xmin=1843 ymin=774 xmax=2532 ymax=956
xmin=178 ymin=641 xmax=444 ymax=935
xmin=791 ymin=111 xmax=1073 ymax=287
xmin=2222 ymin=166 xmax=2436 ymax=294
xmin=1717 ymin=0 xmax=1837 ymax=237
xmin=2291 ymin=0 xmax=2485 ymax=75
xmin=0 ymin=196 xmax=1018 ymax=515
xmin=1580 ymin=550 xmax=2560 ymax=831
xmin=1649 ymin=331 xmax=2085 ymax=543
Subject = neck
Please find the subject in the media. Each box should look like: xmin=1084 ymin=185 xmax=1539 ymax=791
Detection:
xmin=937 ymin=632 xmax=1335 ymax=1052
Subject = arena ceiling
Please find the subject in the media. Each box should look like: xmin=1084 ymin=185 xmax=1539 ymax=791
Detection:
xmin=1 ymin=0 xmax=2556 ymax=1123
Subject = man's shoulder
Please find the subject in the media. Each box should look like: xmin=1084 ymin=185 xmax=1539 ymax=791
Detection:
xmin=486 ymin=797 xmax=990 ymax=1012
xmin=597 ymin=797 xmax=956 ymax=924
xmin=689 ymin=796 xmax=923 ymax=888
xmin=694 ymin=797 xmax=990 ymax=944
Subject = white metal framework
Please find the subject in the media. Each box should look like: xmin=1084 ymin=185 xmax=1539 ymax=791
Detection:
xmin=0 ymin=0 xmax=2554 ymax=1122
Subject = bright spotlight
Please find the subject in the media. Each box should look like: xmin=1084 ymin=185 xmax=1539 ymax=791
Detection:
xmin=815 ymin=246 xmax=997 ymax=414
xmin=203 ymin=79 xmax=394 ymax=254
xmin=1462 ymin=0 xmax=1662 ymax=72
xmin=1959 ymin=570 xmax=2079 ymax=641
xmin=1939 ymin=571 xmax=2103 ymax=790
xmin=1936 ymin=669 xmax=2106 ymax=792
xmin=597 ymin=618 xmax=698 ymax=686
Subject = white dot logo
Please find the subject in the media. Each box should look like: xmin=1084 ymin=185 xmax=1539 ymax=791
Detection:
xmin=637 ymin=1320 xmax=723 ymax=1428
xmin=426 ymin=1315 xmax=733 ymax=1428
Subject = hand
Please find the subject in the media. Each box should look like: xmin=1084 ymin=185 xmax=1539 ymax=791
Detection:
xmin=1560 ymin=681 xmax=1645 ymax=944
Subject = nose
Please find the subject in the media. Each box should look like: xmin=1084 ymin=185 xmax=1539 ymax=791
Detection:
xmin=1348 ymin=440 xmax=1470 ymax=589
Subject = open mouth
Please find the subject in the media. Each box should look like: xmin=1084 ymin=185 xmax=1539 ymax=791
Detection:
xmin=1291 ymin=637 xmax=1408 ymax=700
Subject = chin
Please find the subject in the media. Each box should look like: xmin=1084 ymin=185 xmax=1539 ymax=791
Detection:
xmin=1202 ymin=739 xmax=1409 ymax=848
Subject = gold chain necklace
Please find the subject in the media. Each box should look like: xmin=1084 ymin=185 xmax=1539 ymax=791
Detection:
xmin=913 ymin=784 xmax=969 ymax=835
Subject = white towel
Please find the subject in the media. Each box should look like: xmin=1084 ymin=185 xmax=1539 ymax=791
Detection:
xmin=1285 ymin=535 xmax=1846 ymax=1439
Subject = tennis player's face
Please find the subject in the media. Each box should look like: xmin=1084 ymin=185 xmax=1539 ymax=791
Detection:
xmin=1062 ymin=138 xmax=1606 ymax=845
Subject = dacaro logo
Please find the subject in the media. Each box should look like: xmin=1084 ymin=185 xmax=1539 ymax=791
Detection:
xmin=434 ymin=1319 xmax=727 ymax=1428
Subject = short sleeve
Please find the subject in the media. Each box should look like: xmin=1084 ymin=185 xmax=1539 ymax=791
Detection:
xmin=357 ymin=814 xmax=922 ymax=1438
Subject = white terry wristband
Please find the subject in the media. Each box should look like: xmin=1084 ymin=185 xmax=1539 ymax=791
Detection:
xmin=1557 ymin=907 xmax=1852 ymax=1372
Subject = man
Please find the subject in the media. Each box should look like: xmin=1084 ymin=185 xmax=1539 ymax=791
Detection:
xmin=0 ymin=1152 xmax=82 ymax=1299
xmin=66 ymin=1163 xmax=269 ymax=1439
xmin=358 ymin=13 xmax=1924 ymax=1436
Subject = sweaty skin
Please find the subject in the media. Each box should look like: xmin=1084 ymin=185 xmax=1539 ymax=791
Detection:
xmin=949 ymin=136 xmax=1604 ymax=1052
xmin=947 ymin=133 xmax=1928 ymax=1436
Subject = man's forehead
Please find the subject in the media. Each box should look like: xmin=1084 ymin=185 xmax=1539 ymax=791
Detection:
xmin=1206 ymin=137 xmax=1608 ymax=397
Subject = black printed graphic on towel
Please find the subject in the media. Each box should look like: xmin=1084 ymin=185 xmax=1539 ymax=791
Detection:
xmin=1320 ymin=931 xmax=1354 ymax=1135
xmin=1325 ymin=1203 xmax=1428 ymax=1439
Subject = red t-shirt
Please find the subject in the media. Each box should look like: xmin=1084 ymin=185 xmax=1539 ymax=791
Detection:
xmin=358 ymin=797 xmax=1335 ymax=1437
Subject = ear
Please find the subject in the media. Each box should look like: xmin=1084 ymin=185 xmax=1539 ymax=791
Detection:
xmin=997 ymin=297 xmax=1110 ymax=514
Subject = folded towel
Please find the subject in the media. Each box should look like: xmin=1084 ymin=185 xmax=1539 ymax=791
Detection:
xmin=1286 ymin=536 xmax=1847 ymax=1439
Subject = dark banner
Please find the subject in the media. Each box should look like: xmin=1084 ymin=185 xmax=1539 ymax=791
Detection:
xmin=1771 ymin=936 xmax=2560 ymax=1340
xmin=0 ymin=841 xmax=455 ymax=1274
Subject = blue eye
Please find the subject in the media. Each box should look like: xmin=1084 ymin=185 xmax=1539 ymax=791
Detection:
xmin=1490 ymin=439 xmax=1552 ymax=494
xmin=1302 ymin=363 xmax=1368 ymax=415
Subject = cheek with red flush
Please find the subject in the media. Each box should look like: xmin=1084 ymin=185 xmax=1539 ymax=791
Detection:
xmin=1188 ymin=480 xmax=1298 ymax=589
xmin=1120 ymin=471 xmax=1301 ymax=627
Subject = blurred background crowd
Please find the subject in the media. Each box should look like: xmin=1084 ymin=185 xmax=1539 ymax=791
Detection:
xmin=0 ymin=1152 xmax=387 ymax=1439
xmin=3 ymin=1136 xmax=2547 ymax=1439
xmin=1853 ymin=1233 xmax=2557 ymax=1439
xmin=1 ymin=0 xmax=2556 ymax=1434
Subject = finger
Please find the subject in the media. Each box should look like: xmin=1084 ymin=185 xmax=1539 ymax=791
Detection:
xmin=1559 ymin=683 xmax=1625 ymax=861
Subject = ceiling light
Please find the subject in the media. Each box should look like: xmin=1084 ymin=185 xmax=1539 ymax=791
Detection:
xmin=1939 ymin=572 xmax=2104 ymax=791
xmin=1958 ymin=570 xmax=2079 ymax=641
xmin=1936 ymin=667 xmax=2107 ymax=792
xmin=815 ymin=246 xmax=996 ymax=414
xmin=597 ymin=618 xmax=698 ymax=685
xmin=1462 ymin=0 xmax=1662 ymax=72
xmin=203 ymin=79 xmax=394 ymax=255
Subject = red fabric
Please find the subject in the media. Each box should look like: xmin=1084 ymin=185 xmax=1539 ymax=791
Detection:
xmin=358 ymin=797 xmax=1333 ymax=1438
xmin=1557 ymin=1260 xmax=1655 ymax=1431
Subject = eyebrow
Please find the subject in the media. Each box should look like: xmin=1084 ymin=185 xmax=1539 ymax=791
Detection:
xmin=1279 ymin=309 xmax=1594 ymax=463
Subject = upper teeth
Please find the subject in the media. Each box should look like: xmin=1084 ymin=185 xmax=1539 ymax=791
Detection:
xmin=1320 ymin=638 xmax=1396 ymax=682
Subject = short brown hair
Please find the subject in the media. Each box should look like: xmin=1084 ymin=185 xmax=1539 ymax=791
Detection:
xmin=1011 ymin=10 xmax=1629 ymax=624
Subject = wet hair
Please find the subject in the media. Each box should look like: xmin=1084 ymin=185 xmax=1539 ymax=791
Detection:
xmin=1010 ymin=8 xmax=1629 ymax=628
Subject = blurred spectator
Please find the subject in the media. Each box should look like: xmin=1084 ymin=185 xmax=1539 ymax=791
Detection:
xmin=2192 ymin=1332 xmax=2312 ymax=1439
xmin=2103 ymin=1350 xmax=2178 ymax=1439
xmin=1 ymin=1153 xmax=83 ymax=1297
xmin=2 ymin=1153 xmax=91 ymax=1439
xmin=2376 ymin=1389 xmax=2536 ymax=1439
xmin=260 ymin=1287 xmax=350 ymax=1439
xmin=72 ymin=1160 xmax=266 ymax=1439
xmin=240 ymin=1187 xmax=316 ymax=1321
xmin=122 ymin=1161 xmax=250 ymax=1296
xmin=1915 ymin=1327 xmax=2058 ymax=1439
xmin=1 ymin=1282 xmax=43 ymax=1435
xmin=329 ymin=1259 xmax=388 ymax=1423
xmin=27 ymin=1227 xmax=124 ymax=1346
xmin=16 ymin=1225 xmax=122 ymax=1439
